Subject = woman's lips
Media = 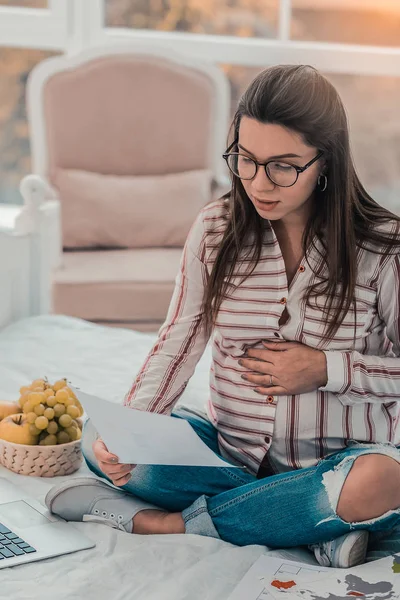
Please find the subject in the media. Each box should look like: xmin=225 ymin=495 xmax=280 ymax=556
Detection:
xmin=254 ymin=198 xmax=280 ymax=211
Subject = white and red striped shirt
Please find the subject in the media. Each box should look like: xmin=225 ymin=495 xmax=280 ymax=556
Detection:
xmin=124 ymin=198 xmax=400 ymax=475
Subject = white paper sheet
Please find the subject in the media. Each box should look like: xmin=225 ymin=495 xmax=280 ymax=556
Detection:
xmin=226 ymin=554 xmax=400 ymax=599
xmin=73 ymin=387 xmax=240 ymax=468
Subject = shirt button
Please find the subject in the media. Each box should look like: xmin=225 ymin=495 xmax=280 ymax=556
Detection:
xmin=280 ymin=297 xmax=287 ymax=304
xmin=274 ymin=332 xmax=281 ymax=338
xmin=265 ymin=436 xmax=271 ymax=443
xmin=267 ymin=395 xmax=274 ymax=403
xmin=299 ymin=265 xmax=305 ymax=273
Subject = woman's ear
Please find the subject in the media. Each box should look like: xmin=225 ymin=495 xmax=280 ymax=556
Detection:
xmin=320 ymin=160 xmax=328 ymax=176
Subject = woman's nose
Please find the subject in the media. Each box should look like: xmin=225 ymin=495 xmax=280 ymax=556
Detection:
xmin=252 ymin=166 xmax=275 ymax=193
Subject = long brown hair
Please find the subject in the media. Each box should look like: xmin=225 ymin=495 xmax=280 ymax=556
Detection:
xmin=202 ymin=64 xmax=400 ymax=342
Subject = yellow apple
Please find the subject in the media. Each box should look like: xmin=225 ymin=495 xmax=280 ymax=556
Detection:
xmin=0 ymin=414 xmax=39 ymax=445
xmin=0 ymin=401 xmax=22 ymax=421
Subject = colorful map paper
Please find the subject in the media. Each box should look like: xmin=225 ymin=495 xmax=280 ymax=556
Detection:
xmin=227 ymin=555 xmax=400 ymax=599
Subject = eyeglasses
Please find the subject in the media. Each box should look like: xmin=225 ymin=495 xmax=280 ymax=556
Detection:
xmin=223 ymin=140 xmax=324 ymax=188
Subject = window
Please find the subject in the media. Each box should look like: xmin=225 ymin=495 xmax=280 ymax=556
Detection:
xmin=291 ymin=1 xmax=400 ymax=47
xmin=0 ymin=47 xmax=59 ymax=204
xmin=330 ymin=72 xmax=400 ymax=214
xmin=105 ymin=0 xmax=281 ymax=39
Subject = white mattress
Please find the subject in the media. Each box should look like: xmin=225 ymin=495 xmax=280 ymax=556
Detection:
xmin=0 ymin=315 xmax=315 ymax=600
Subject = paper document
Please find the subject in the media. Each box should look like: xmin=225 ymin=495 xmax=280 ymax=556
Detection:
xmin=227 ymin=554 xmax=399 ymax=599
xmin=72 ymin=387 xmax=239 ymax=468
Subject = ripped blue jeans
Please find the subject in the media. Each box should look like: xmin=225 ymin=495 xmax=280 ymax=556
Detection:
xmin=82 ymin=408 xmax=400 ymax=559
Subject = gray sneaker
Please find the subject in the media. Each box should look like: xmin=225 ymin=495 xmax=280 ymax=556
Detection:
xmin=310 ymin=530 xmax=369 ymax=568
xmin=45 ymin=476 xmax=162 ymax=533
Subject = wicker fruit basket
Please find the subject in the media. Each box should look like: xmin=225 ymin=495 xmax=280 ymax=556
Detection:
xmin=0 ymin=437 xmax=82 ymax=477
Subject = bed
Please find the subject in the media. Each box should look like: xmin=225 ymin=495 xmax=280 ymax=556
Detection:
xmin=0 ymin=314 xmax=316 ymax=600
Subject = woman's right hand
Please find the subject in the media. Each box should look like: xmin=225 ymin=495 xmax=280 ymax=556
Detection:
xmin=92 ymin=438 xmax=135 ymax=487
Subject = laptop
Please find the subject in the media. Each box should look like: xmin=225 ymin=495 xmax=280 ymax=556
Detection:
xmin=0 ymin=477 xmax=95 ymax=568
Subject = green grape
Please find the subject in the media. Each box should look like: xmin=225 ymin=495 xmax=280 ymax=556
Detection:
xmin=43 ymin=407 xmax=54 ymax=420
xmin=34 ymin=403 xmax=45 ymax=416
xmin=26 ymin=412 xmax=37 ymax=424
xmin=18 ymin=394 xmax=29 ymax=410
xmin=43 ymin=434 xmax=57 ymax=446
xmin=35 ymin=416 xmax=49 ymax=430
xmin=53 ymin=403 xmax=66 ymax=418
xmin=46 ymin=395 xmax=57 ymax=408
xmin=52 ymin=378 xmax=67 ymax=392
xmin=23 ymin=401 xmax=34 ymax=414
xmin=58 ymin=414 xmax=72 ymax=428
xmin=29 ymin=392 xmax=44 ymax=407
xmin=55 ymin=390 xmax=69 ymax=404
xmin=29 ymin=424 xmax=41 ymax=436
xmin=75 ymin=401 xmax=84 ymax=417
xmin=47 ymin=420 xmax=58 ymax=435
xmin=56 ymin=431 xmax=70 ymax=444
xmin=43 ymin=388 xmax=54 ymax=400
xmin=65 ymin=426 xmax=78 ymax=441
xmin=66 ymin=405 xmax=80 ymax=419
xmin=39 ymin=439 xmax=47 ymax=446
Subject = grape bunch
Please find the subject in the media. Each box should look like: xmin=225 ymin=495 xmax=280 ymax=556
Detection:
xmin=19 ymin=378 xmax=84 ymax=446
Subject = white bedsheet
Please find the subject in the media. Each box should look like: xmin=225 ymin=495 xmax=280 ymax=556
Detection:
xmin=0 ymin=315 xmax=316 ymax=600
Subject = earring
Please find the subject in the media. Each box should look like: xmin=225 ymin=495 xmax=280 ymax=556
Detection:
xmin=317 ymin=174 xmax=328 ymax=192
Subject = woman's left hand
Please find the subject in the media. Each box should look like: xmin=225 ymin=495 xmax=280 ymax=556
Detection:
xmin=238 ymin=341 xmax=328 ymax=396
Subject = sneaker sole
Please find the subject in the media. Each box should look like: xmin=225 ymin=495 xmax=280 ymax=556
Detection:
xmin=336 ymin=530 xmax=369 ymax=568
xmin=45 ymin=476 xmax=118 ymax=513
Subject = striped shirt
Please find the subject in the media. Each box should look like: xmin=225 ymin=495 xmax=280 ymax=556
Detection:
xmin=124 ymin=198 xmax=400 ymax=475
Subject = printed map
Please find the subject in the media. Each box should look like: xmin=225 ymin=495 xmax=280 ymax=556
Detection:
xmin=227 ymin=555 xmax=400 ymax=600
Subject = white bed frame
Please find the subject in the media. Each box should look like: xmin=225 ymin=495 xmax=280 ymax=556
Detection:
xmin=0 ymin=175 xmax=61 ymax=330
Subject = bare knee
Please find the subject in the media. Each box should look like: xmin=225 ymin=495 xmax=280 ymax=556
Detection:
xmin=336 ymin=454 xmax=400 ymax=523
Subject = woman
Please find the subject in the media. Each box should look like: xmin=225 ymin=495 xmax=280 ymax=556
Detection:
xmin=46 ymin=65 xmax=400 ymax=568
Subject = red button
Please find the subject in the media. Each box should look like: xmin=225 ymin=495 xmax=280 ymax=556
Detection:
xmin=280 ymin=297 xmax=287 ymax=304
xmin=299 ymin=265 xmax=305 ymax=273
xmin=267 ymin=396 xmax=274 ymax=403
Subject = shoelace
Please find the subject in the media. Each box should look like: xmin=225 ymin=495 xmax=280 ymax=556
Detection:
xmin=83 ymin=514 xmax=127 ymax=532
xmin=312 ymin=543 xmax=331 ymax=567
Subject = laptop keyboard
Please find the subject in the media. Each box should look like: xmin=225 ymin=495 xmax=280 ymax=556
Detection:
xmin=0 ymin=523 xmax=36 ymax=559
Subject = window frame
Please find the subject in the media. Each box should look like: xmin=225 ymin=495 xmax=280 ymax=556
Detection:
xmin=0 ymin=0 xmax=69 ymax=51
xmin=93 ymin=0 xmax=400 ymax=77
xmin=0 ymin=0 xmax=399 ymax=78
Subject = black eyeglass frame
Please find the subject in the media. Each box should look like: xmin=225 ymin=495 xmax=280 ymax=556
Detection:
xmin=222 ymin=140 xmax=324 ymax=188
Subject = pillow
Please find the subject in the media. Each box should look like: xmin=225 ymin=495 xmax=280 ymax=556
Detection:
xmin=52 ymin=168 xmax=213 ymax=249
